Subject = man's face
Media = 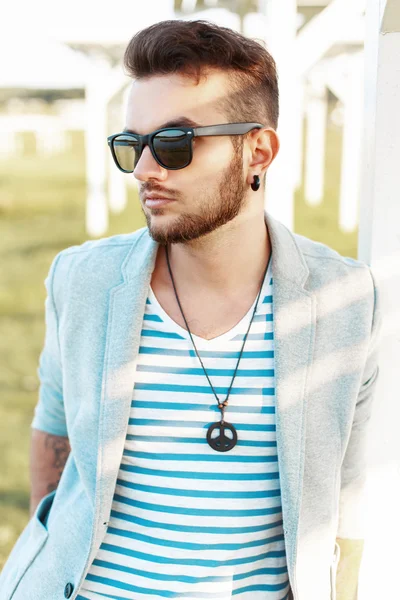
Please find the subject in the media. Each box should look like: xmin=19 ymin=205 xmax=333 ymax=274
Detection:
xmin=125 ymin=69 xmax=251 ymax=245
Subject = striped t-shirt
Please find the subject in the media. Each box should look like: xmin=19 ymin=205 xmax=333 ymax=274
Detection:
xmin=78 ymin=256 xmax=291 ymax=600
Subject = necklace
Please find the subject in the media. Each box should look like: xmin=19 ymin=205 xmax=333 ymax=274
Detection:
xmin=165 ymin=244 xmax=270 ymax=452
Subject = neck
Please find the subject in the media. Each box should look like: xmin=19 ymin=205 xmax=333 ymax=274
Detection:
xmin=159 ymin=210 xmax=271 ymax=296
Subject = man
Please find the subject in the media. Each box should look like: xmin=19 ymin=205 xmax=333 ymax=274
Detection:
xmin=0 ymin=19 xmax=381 ymax=600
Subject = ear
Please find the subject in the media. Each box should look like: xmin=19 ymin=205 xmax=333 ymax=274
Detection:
xmin=245 ymin=127 xmax=280 ymax=185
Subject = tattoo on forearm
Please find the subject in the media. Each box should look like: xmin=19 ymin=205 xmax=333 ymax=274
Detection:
xmin=44 ymin=434 xmax=71 ymax=493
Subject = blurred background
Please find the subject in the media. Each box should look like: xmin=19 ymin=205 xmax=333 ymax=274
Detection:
xmin=0 ymin=0 xmax=393 ymax=589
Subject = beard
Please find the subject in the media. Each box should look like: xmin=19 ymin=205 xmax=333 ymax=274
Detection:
xmin=141 ymin=145 xmax=248 ymax=246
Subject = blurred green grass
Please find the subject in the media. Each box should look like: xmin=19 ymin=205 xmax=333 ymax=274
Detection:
xmin=0 ymin=116 xmax=357 ymax=568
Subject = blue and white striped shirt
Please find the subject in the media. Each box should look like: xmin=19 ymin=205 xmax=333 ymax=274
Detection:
xmin=78 ymin=257 xmax=290 ymax=600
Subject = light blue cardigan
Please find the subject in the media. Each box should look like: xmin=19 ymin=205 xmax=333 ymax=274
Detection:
xmin=0 ymin=211 xmax=381 ymax=600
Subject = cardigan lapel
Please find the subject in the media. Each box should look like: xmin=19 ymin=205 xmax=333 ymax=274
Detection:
xmin=90 ymin=229 xmax=159 ymax=557
xmin=265 ymin=213 xmax=317 ymax=585
xmin=91 ymin=211 xmax=316 ymax=589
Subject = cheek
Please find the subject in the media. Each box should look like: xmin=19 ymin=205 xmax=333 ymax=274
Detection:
xmin=191 ymin=137 xmax=233 ymax=172
xmin=164 ymin=139 xmax=233 ymax=190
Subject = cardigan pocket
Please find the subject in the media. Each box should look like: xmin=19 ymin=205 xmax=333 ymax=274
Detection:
xmin=4 ymin=490 xmax=55 ymax=599
xmin=330 ymin=541 xmax=341 ymax=600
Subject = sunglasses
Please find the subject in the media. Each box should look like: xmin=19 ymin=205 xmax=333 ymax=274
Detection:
xmin=107 ymin=122 xmax=264 ymax=172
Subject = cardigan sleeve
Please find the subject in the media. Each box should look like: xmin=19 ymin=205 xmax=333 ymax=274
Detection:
xmin=335 ymin=266 xmax=382 ymax=600
xmin=337 ymin=266 xmax=382 ymax=539
xmin=31 ymin=251 xmax=68 ymax=437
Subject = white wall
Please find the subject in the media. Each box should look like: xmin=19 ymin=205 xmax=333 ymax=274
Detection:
xmin=358 ymin=0 xmax=400 ymax=597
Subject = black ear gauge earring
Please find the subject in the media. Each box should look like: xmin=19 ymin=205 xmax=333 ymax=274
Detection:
xmin=251 ymin=174 xmax=260 ymax=191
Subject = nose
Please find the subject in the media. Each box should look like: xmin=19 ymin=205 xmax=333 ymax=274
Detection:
xmin=133 ymin=144 xmax=168 ymax=183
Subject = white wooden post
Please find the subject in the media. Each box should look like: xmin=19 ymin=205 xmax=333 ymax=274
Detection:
xmin=311 ymin=53 xmax=364 ymax=233
xmin=245 ymin=6 xmax=302 ymax=194
xmin=108 ymin=94 xmax=128 ymax=214
xmin=295 ymin=0 xmax=364 ymax=75
xmin=85 ymin=63 xmax=129 ymax=237
xmin=339 ymin=55 xmax=364 ymax=232
xmin=357 ymin=1 xmax=400 ymax=598
xmin=120 ymin=84 xmax=139 ymax=193
xmin=181 ymin=0 xmax=197 ymax=12
xmin=293 ymin=77 xmax=306 ymax=190
xmin=0 ymin=131 xmax=18 ymax=158
xmin=304 ymin=80 xmax=327 ymax=206
xmin=36 ymin=127 xmax=67 ymax=155
xmin=108 ymin=152 xmax=127 ymax=214
xmin=260 ymin=0 xmax=298 ymax=230
xmin=85 ymin=71 xmax=109 ymax=237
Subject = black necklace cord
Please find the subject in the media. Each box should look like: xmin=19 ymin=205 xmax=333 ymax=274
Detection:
xmin=165 ymin=244 xmax=269 ymax=424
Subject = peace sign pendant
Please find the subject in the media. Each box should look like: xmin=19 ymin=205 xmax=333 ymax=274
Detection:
xmin=207 ymin=421 xmax=238 ymax=452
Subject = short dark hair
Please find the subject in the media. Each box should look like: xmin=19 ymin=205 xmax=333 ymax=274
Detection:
xmin=123 ymin=19 xmax=279 ymax=132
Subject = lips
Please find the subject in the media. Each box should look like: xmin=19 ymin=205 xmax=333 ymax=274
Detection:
xmin=145 ymin=197 xmax=175 ymax=208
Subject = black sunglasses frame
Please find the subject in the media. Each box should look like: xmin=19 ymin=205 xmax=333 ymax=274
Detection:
xmin=107 ymin=122 xmax=264 ymax=173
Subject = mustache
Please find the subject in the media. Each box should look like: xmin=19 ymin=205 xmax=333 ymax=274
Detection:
xmin=141 ymin=186 xmax=179 ymax=199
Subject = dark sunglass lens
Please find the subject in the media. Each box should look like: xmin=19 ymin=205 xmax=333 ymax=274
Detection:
xmin=153 ymin=129 xmax=191 ymax=168
xmin=112 ymin=134 xmax=140 ymax=172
